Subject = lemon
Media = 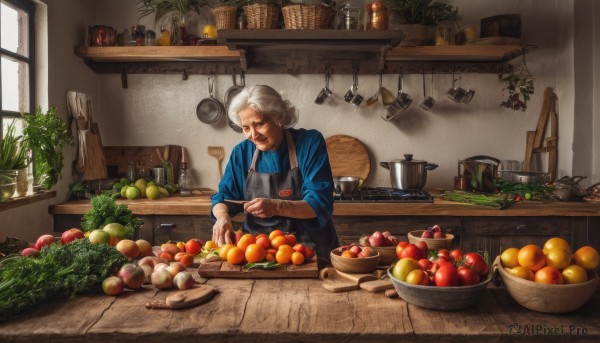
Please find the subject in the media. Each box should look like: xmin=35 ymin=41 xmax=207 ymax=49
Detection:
xmin=146 ymin=185 xmax=160 ymax=200
xmin=202 ymin=25 xmax=217 ymax=39
xmin=158 ymin=186 xmax=169 ymax=197
xmin=120 ymin=185 xmax=129 ymax=198
xmin=125 ymin=186 xmax=141 ymax=200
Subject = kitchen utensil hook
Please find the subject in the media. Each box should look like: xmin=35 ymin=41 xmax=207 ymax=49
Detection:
xmin=208 ymin=73 xmax=214 ymax=98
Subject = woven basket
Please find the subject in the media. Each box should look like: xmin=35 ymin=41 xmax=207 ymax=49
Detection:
xmin=282 ymin=4 xmax=334 ymax=29
xmin=212 ymin=5 xmax=238 ymax=30
xmin=243 ymin=4 xmax=279 ymax=29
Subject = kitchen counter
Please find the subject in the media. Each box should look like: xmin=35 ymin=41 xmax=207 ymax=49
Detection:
xmin=1 ymin=276 xmax=599 ymax=342
xmin=48 ymin=194 xmax=600 ymax=217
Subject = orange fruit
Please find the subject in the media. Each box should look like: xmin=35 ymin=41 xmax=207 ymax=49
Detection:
xmin=179 ymin=253 xmax=194 ymax=268
xmin=508 ymin=266 xmax=534 ymax=281
xmin=543 ymin=237 xmax=571 ymax=254
xmin=562 ymin=264 xmax=588 ymax=284
xmin=237 ymin=234 xmax=256 ymax=251
xmin=544 ymin=248 xmax=571 ymax=270
xmin=256 ymin=233 xmax=268 ymax=240
xmin=291 ymin=251 xmax=304 ymax=265
xmin=270 ymin=235 xmax=289 ymax=250
xmin=573 ymin=246 xmax=600 ymax=271
xmin=269 ymin=229 xmax=285 ymax=241
xmin=534 ymin=266 xmax=564 ymax=284
xmin=276 ymin=245 xmax=294 ymax=264
xmin=285 ymin=234 xmax=297 ymax=246
xmin=518 ymin=244 xmax=546 ymax=271
xmin=159 ymin=252 xmax=174 ymax=261
xmin=267 ymin=248 xmax=277 ymax=256
xmin=245 ymin=243 xmax=266 ymax=263
xmin=204 ymin=240 xmax=218 ymax=251
xmin=256 ymin=236 xmax=271 ymax=250
xmin=341 ymin=250 xmax=357 ymax=258
xmin=265 ymin=252 xmax=275 ymax=262
xmin=227 ymin=247 xmax=245 ymax=265
xmin=500 ymin=247 xmax=520 ymax=268
xmin=219 ymin=243 xmax=235 ymax=261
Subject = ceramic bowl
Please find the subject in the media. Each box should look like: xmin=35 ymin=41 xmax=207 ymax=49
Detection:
xmin=330 ymin=248 xmax=379 ymax=273
xmin=408 ymin=230 xmax=454 ymax=250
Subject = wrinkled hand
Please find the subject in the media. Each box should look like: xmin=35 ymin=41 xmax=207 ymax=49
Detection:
xmin=212 ymin=215 xmax=234 ymax=247
xmin=244 ymin=198 xmax=282 ymax=218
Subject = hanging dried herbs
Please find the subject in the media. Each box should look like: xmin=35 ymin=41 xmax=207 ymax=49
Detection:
xmin=499 ymin=73 xmax=535 ymax=111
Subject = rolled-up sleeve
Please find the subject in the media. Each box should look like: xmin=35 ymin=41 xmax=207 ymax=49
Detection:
xmin=210 ymin=145 xmax=248 ymax=220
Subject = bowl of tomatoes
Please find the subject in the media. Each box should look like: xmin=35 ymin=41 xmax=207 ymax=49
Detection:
xmin=330 ymin=245 xmax=380 ymax=274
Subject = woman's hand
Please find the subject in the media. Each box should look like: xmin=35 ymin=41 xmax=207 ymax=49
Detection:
xmin=244 ymin=198 xmax=280 ymax=218
xmin=212 ymin=203 xmax=234 ymax=246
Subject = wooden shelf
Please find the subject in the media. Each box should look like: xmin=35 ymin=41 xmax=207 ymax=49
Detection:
xmin=74 ymin=46 xmax=240 ymax=62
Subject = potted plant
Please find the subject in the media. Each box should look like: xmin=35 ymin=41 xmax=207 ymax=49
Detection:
xmin=137 ymin=0 xmax=210 ymax=45
xmin=385 ymin=0 xmax=461 ymax=46
xmin=0 ymin=120 xmax=29 ymax=201
xmin=21 ymin=107 xmax=72 ymax=191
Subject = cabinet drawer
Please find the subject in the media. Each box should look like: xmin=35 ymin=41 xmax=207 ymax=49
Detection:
xmin=154 ymin=215 xmax=212 ymax=245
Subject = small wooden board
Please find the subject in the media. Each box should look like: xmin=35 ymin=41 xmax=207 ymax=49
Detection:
xmin=197 ymin=257 xmax=319 ymax=279
xmin=320 ymin=267 xmax=360 ymax=292
xmin=325 ymin=134 xmax=371 ymax=183
xmin=145 ymin=285 xmax=216 ymax=309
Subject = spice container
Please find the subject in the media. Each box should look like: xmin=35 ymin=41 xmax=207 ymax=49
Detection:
xmin=146 ymin=30 xmax=156 ymax=46
xmin=366 ymin=2 xmax=388 ymax=30
xmin=158 ymin=25 xmax=171 ymax=46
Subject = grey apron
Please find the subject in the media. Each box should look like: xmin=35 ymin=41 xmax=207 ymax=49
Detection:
xmin=245 ymin=130 xmax=338 ymax=261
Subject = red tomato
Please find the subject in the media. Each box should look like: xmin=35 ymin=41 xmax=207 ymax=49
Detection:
xmin=399 ymin=244 xmax=423 ymax=260
xmin=293 ymin=243 xmax=307 ymax=256
xmin=60 ymin=228 xmax=85 ymax=245
xmin=304 ymin=246 xmax=315 ymax=259
xmin=434 ymin=263 xmax=459 ymax=287
xmin=415 ymin=241 xmax=428 ymax=259
xmin=463 ymin=252 xmax=489 ymax=277
xmin=285 ymin=234 xmax=297 ymax=246
xmin=185 ymin=238 xmax=204 ymax=256
xmin=395 ymin=241 xmax=410 ymax=259
xmin=450 ymin=249 xmax=463 ymax=263
xmin=457 ymin=265 xmax=480 ymax=286
xmin=418 ymin=258 xmax=433 ymax=271
xmin=437 ymin=249 xmax=450 ymax=259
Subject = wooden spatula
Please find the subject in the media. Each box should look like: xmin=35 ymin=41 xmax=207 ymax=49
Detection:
xmin=145 ymin=285 xmax=216 ymax=309
xmin=208 ymin=146 xmax=225 ymax=178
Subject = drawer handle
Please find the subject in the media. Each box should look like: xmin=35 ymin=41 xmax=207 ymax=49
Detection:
xmin=158 ymin=223 xmax=176 ymax=230
xmin=516 ymin=224 xmax=527 ymax=231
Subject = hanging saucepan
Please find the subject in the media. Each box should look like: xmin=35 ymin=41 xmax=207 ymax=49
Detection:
xmin=223 ymin=70 xmax=245 ymax=133
xmin=196 ymin=74 xmax=225 ymax=124
xmin=380 ymin=154 xmax=438 ymax=190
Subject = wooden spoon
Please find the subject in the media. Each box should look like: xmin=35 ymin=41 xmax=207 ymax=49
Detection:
xmin=208 ymin=146 xmax=225 ymax=178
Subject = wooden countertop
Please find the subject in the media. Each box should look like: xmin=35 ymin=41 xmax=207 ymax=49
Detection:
xmin=1 ymin=276 xmax=599 ymax=342
xmin=49 ymin=194 xmax=600 ymax=217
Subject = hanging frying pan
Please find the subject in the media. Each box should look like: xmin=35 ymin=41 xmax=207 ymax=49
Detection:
xmin=223 ymin=70 xmax=245 ymax=132
xmin=196 ymin=74 xmax=225 ymax=124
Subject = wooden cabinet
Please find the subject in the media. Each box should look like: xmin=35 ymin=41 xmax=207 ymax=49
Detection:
xmin=153 ymin=215 xmax=213 ymax=244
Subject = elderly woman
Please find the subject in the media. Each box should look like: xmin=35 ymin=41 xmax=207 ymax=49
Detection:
xmin=210 ymin=85 xmax=338 ymax=260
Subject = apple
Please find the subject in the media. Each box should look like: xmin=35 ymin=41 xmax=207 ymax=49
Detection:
xmin=21 ymin=247 xmax=40 ymax=256
xmin=89 ymin=229 xmax=111 ymax=245
xmin=349 ymin=245 xmax=361 ymax=255
xmin=60 ymin=228 xmax=85 ymax=245
xmin=102 ymin=276 xmax=125 ymax=296
xmin=35 ymin=234 xmax=55 ymax=251
xmin=387 ymin=235 xmax=399 ymax=246
xmin=117 ymin=263 xmax=145 ymax=289
xmin=368 ymin=231 xmax=385 ymax=247
xmin=421 ymin=230 xmax=433 ymax=238
xmin=382 ymin=231 xmax=392 ymax=238
xmin=433 ymin=231 xmax=445 ymax=239
xmin=103 ymin=223 xmax=127 ymax=246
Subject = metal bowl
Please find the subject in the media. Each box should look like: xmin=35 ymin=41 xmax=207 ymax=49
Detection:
xmin=333 ymin=176 xmax=360 ymax=196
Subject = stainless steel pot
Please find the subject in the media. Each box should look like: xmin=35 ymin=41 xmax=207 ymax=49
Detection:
xmin=552 ymin=175 xmax=586 ymax=201
xmin=460 ymin=155 xmax=500 ymax=192
xmin=380 ymin=154 xmax=438 ymax=190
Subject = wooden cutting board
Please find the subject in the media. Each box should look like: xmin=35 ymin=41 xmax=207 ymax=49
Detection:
xmin=320 ymin=267 xmax=360 ymax=292
xmin=325 ymin=135 xmax=371 ymax=182
xmin=83 ymin=123 xmax=108 ymax=181
xmin=145 ymin=285 xmax=216 ymax=309
xmin=197 ymin=257 xmax=318 ymax=279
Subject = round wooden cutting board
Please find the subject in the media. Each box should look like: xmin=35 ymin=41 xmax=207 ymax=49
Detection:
xmin=325 ymin=134 xmax=371 ymax=182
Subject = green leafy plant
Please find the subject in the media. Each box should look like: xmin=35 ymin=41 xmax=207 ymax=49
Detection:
xmin=385 ymin=0 xmax=461 ymax=25
xmin=0 ymin=119 xmax=29 ymax=171
xmin=499 ymin=73 xmax=535 ymax=111
xmin=81 ymin=193 xmax=143 ymax=237
xmin=137 ymin=0 xmax=209 ymax=21
xmin=21 ymin=107 xmax=72 ymax=190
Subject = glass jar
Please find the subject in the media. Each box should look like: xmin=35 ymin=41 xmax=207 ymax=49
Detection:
xmin=127 ymin=161 xmax=137 ymax=181
xmin=178 ymin=162 xmax=192 ymax=197
xmin=366 ymin=2 xmax=388 ymax=30
xmin=15 ymin=167 xmax=28 ymax=197
xmin=338 ymin=3 xmax=361 ymax=30
xmin=146 ymin=30 xmax=156 ymax=46
xmin=158 ymin=25 xmax=171 ymax=46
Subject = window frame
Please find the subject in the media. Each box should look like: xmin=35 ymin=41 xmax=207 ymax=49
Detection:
xmin=0 ymin=0 xmax=35 ymax=140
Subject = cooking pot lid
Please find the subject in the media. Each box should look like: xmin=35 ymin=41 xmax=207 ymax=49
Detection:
xmin=391 ymin=154 xmax=427 ymax=165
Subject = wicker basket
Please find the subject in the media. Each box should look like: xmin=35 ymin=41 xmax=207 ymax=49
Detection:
xmin=243 ymin=4 xmax=279 ymax=29
xmin=282 ymin=4 xmax=334 ymax=29
xmin=212 ymin=5 xmax=238 ymax=30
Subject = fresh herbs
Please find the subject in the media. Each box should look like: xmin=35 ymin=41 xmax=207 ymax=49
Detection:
xmin=21 ymin=107 xmax=72 ymax=189
xmin=81 ymin=193 xmax=142 ymax=237
xmin=137 ymin=0 xmax=209 ymax=21
xmin=385 ymin=0 xmax=461 ymax=25
xmin=0 ymin=119 xmax=29 ymax=170
xmin=441 ymin=190 xmax=516 ymax=209
xmin=0 ymin=239 xmax=128 ymax=321
xmin=245 ymin=261 xmax=282 ymax=270
xmin=495 ymin=178 xmax=553 ymax=200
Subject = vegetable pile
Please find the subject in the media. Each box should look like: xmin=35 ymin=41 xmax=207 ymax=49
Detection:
xmin=495 ymin=178 xmax=554 ymax=200
xmin=441 ymin=190 xmax=516 ymax=209
xmin=0 ymin=239 xmax=128 ymax=321
xmin=81 ymin=193 xmax=142 ymax=237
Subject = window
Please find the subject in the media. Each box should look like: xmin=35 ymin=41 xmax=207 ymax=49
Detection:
xmin=1 ymin=0 xmax=34 ymax=141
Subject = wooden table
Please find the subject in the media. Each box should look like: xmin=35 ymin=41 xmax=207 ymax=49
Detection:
xmin=1 ymin=276 xmax=599 ymax=342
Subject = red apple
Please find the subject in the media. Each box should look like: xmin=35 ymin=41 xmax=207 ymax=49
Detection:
xmin=421 ymin=230 xmax=433 ymax=238
xmin=21 ymin=247 xmax=40 ymax=256
xmin=368 ymin=231 xmax=385 ymax=247
xmin=35 ymin=234 xmax=55 ymax=251
xmin=433 ymin=231 xmax=445 ymax=239
xmin=60 ymin=228 xmax=85 ymax=245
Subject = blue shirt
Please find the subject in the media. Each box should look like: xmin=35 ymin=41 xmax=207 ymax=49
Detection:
xmin=211 ymin=128 xmax=334 ymax=229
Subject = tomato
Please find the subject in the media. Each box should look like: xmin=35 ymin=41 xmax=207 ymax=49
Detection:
xmin=415 ymin=241 xmax=428 ymax=259
xmin=237 ymin=234 xmax=256 ymax=251
xmin=245 ymin=243 xmax=266 ymax=263
xmin=434 ymin=263 xmax=458 ymax=287
xmin=291 ymin=251 xmax=304 ymax=265
xmin=234 ymin=229 xmax=244 ymax=245
xmin=437 ymin=249 xmax=450 ymax=259
xmin=270 ymin=235 xmax=289 ymax=250
xmin=392 ymin=258 xmax=420 ymax=281
xmin=185 ymin=238 xmax=204 ymax=256
xmin=395 ymin=241 xmax=410 ymax=259
xmin=544 ymin=248 xmax=571 ymax=270
xmin=500 ymin=247 xmax=520 ymax=268
xmin=534 ymin=266 xmax=564 ymax=284
xmin=399 ymin=244 xmax=423 ymax=260
xmin=405 ymin=269 xmax=430 ymax=286
xmin=508 ymin=266 xmax=535 ymax=281
xmin=60 ymin=228 xmax=84 ymax=245
xmin=543 ymin=237 xmax=571 ymax=254
xmin=292 ymin=244 xmax=307 ymax=256
xmin=561 ymin=264 xmax=588 ymax=284
xmin=268 ymin=229 xmax=285 ymax=240
xmin=176 ymin=241 xmax=186 ymax=252
xmin=518 ymin=245 xmax=546 ymax=272
xmin=304 ymin=246 xmax=315 ymax=259
xmin=418 ymin=258 xmax=433 ymax=271
xmin=256 ymin=236 xmax=271 ymax=250
xmin=457 ymin=265 xmax=480 ymax=286
xmin=450 ymin=249 xmax=463 ymax=263
xmin=285 ymin=234 xmax=297 ymax=246
xmin=463 ymin=252 xmax=489 ymax=277
xmin=573 ymin=246 xmax=600 ymax=271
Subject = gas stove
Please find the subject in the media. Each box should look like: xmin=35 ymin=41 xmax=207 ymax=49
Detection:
xmin=333 ymin=187 xmax=433 ymax=203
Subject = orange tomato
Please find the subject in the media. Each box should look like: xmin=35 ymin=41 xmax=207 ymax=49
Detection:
xmin=219 ymin=243 xmax=235 ymax=261
xmin=534 ymin=266 xmax=564 ymax=284
xmin=204 ymin=240 xmax=218 ymax=251
xmin=265 ymin=252 xmax=275 ymax=262
xmin=176 ymin=241 xmax=186 ymax=252
xmin=245 ymin=243 xmax=266 ymax=263
xmin=341 ymin=250 xmax=357 ymax=258
xmin=500 ymin=247 xmax=520 ymax=268
xmin=285 ymin=234 xmax=297 ymax=246
xmin=267 ymin=248 xmax=277 ymax=256
xmin=518 ymin=244 xmax=546 ymax=271
xmin=573 ymin=246 xmax=600 ymax=271
xmin=179 ymin=253 xmax=194 ymax=267
xmin=562 ymin=264 xmax=588 ymax=284
xmin=508 ymin=266 xmax=535 ymax=281
xmin=276 ymin=245 xmax=294 ymax=264
xmin=159 ymin=252 xmax=174 ymax=261
xmin=543 ymin=237 xmax=571 ymax=254
xmin=269 ymin=229 xmax=285 ymax=241
xmin=227 ymin=247 xmax=245 ymax=265
xmin=291 ymin=251 xmax=305 ymax=265
xmin=237 ymin=234 xmax=256 ymax=251
xmin=256 ymin=236 xmax=271 ymax=250
xmin=270 ymin=235 xmax=289 ymax=250
xmin=544 ymin=248 xmax=571 ymax=270
xmin=256 ymin=233 xmax=268 ymax=239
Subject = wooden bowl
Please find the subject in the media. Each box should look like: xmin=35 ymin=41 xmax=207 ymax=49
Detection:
xmin=408 ymin=230 xmax=454 ymax=250
xmin=372 ymin=246 xmax=397 ymax=265
xmin=388 ymin=267 xmax=492 ymax=310
xmin=493 ymin=257 xmax=599 ymax=313
xmin=330 ymin=248 xmax=379 ymax=274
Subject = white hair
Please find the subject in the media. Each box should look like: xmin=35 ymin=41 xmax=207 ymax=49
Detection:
xmin=228 ymin=85 xmax=298 ymax=129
